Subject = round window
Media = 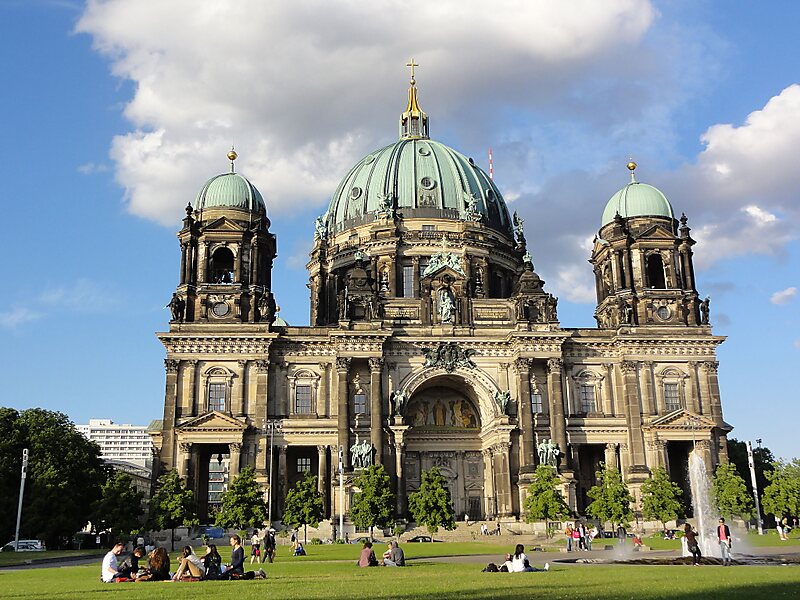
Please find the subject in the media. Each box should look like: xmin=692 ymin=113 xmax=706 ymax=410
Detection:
xmin=420 ymin=177 xmax=436 ymax=190
xmin=655 ymin=306 xmax=670 ymax=320
xmin=212 ymin=302 xmax=230 ymax=318
xmin=363 ymin=154 xmax=375 ymax=164
xmin=350 ymin=187 xmax=362 ymax=199
xmin=485 ymin=189 xmax=495 ymax=202
xmin=418 ymin=146 xmax=431 ymax=156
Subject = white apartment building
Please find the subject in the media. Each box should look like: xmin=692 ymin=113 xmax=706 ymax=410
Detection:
xmin=77 ymin=419 xmax=154 ymax=468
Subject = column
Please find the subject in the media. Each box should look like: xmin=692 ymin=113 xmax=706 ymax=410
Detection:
xmin=687 ymin=361 xmax=700 ymax=413
xmin=604 ymin=442 xmax=619 ymax=471
xmin=161 ymin=359 xmax=180 ymax=469
xmin=702 ymin=361 xmax=723 ymax=424
xmin=482 ymin=449 xmax=496 ymax=518
xmin=317 ymin=445 xmax=328 ymax=516
xmin=620 ymin=361 xmax=647 ymax=468
xmin=198 ymin=242 xmax=208 ymax=283
xmin=278 ymin=446 xmax=288 ymax=513
xmin=640 ymin=361 xmax=655 ymax=415
xmin=336 ymin=357 xmax=351 ymax=468
xmin=318 ymin=363 xmax=329 ymax=416
xmin=250 ymin=239 xmax=259 ymax=285
xmin=279 ymin=362 xmax=290 ymax=416
xmin=234 ymin=244 xmax=242 ymax=282
xmin=610 ymin=252 xmax=621 ymax=291
xmin=234 ymin=360 xmax=247 ymax=416
xmin=601 ymin=363 xmax=614 ymax=416
xmin=255 ymin=360 xmax=270 ymax=473
xmin=180 ymin=242 xmax=188 ymax=285
xmin=369 ymin=358 xmax=384 ymax=464
xmin=621 ymin=249 xmax=633 ymax=289
xmin=395 ymin=440 xmax=406 ymax=516
xmin=179 ymin=442 xmax=192 ymax=479
xmin=546 ymin=358 xmax=569 ymax=469
xmin=412 ymin=256 xmax=420 ymax=297
xmin=695 ymin=439 xmax=713 ymax=474
xmin=456 ymin=451 xmax=466 ymax=517
xmin=515 ymin=358 xmax=535 ymax=467
xmin=495 ymin=443 xmax=512 ymax=516
xmin=229 ymin=442 xmax=242 ymax=478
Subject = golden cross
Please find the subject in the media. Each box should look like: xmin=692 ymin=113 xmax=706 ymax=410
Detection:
xmin=406 ymin=58 xmax=419 ymax=84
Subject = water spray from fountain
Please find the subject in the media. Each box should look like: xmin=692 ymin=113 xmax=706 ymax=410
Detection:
xmin=687 ymin=451 xmax=720 ymax=558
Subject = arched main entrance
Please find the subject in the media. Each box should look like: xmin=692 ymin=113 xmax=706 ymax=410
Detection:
xmin=403 ymin=375 xmax=485 ymax=520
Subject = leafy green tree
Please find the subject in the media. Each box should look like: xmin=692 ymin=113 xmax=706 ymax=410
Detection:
xmin=523 ymin=465 xmax=571 ymax=536
xmin=712 ymin=462 xmax=754 ymax=521
xmin=148 ymin=469 xmax=198 ymax=550
xmin=641 ymin=467 xmax=684 ymax=529
xmin=726 ymin=438 xmax=774 ymax=505
xmin=0 ymin=408 xmax=106 ymax=548
xmin=91 ymin=469 xmax=145 ymax=541
xmin=281 ymin=472 xmax=324 ymax=544
xmin=586 ymin=465 xmax=633 ymax=530
xmin=762 ymin=459 xmax=800 ymax=522
xmin=215 ymin=466 xmax=267 ymax=531
xmin=407 ymin=467 xmax=456 ymax=537
xmin=350 ymin=464 xmax=395 ymax=540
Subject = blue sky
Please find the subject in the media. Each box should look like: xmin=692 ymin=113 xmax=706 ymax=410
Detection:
xmin=0 ymin=0 xmax=797 ymax=459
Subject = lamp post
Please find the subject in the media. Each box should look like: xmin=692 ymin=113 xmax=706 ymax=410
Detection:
xmin=264 ymin=419 xmax=282 ymax=527
xmin=13 ymin=448 xmax=28 ymax=551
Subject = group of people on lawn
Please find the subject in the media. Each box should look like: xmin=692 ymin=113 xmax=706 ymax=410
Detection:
xmin=101 ymin=534 xmax=266 ymax=582
xmin=357 ymin=540 xmax=405 ymax=567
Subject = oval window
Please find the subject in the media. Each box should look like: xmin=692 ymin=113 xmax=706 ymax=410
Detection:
xmin=212 ymin=302 xmax=230 ymax=318
xmin=350 ymin=187 xmax=362 ymax=199
xmin=655 ymin=306 xmax=670 ymax=320
xmin=363 ymin=155 xmax=375 ymax=164
xmin=418 ymin=146 xmax=431 ymax=156
xmin=420 ymin=177 xmax=436 ymax=190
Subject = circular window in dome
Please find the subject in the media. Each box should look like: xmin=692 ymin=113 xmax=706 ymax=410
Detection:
xmin=485 ymin=189 xmax=495 ymax=202
xmin=468 ymin=157 xmax=476 ymax=166
xmin=212 ymin=301 xmax=230 ymax=318
xmin=418 ymin=146 xmax=431 ymax=156
xmin=350 ymin=187 xmax=362 ymax=200
xmin=655 ymin=306 xmax=671 ymax=321
xmin=363 ymin=155 xmax=375 ymax=164
xmin=420 ymin=177 xmax=437 ymax=190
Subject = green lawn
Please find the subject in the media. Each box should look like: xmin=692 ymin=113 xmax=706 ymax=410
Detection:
xmin=0 ymin=550 xmax=101 ymax=568
xmin=1 ymin=547 xmax=799 ymax=600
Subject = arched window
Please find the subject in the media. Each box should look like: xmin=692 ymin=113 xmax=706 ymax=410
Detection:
xmin=572 ymin=370 xmax=602 ymax=415
xmin=210 ymin=247 xmax=235 ymax=283
xmin=203 ymin=366 xmax=234 ymax=413
xmin=288 ymin=369 xmax=320 ymax=416
xmin=646 ymin=253 xmax=666 ymax=289
xmin=656 ymin=367 xmax=688 ymax=414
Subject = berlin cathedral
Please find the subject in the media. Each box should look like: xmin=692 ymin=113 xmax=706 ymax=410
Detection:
xmin=151 ymin=68 xmax=731 ymax=528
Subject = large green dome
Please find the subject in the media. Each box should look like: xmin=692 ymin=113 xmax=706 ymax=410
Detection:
xmin=323 ymin=138 xmax=512 ymax=236
xmin=601 ymin=178 xmax=673 ymax=226
xmin=195 ymin=171 xmax=266 ymax=213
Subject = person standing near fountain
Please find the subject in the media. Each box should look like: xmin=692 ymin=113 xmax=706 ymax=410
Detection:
xmin=717 ymin=518 xmax=733 ymax=566
xmin=684 ymin=523 xmax=701 ymax=566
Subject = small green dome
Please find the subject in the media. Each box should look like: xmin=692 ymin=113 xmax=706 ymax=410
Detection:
xmin=324 ymin=138 xmax=512 ymax=236
xmin=601 ymin=180 xmax=673 ymax=226
xmin=195 ymin=172 xmax=266 ymax=213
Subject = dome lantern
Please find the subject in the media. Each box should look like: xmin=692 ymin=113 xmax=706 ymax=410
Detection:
xmin=399 ymin=58 xmax=429 ymax=140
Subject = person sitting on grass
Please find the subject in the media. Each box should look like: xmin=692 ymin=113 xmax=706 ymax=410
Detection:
xmin=100 ymin=542 xmax=125 ymax=582
xmin=358 ymin=541 xmax=378 ymax=567
xmin=202 ymin=544 xmax=223 ymax=580
xmin=172 ymin=545 xmax=205 ymax=581
xmin=293 ymin=540 xmax=306 ymax=556
xmin=117 ymin=545 xmax=146 ymax=579
xmin=136 ymin=547 xmax=170 ymax=581
xmin=521 ymin=558 xmax=549 ymax=572
xmin=222 ymin=535 xmax=246 ymax=579
xmin=381 ymin=541 xmax=405 ymax=567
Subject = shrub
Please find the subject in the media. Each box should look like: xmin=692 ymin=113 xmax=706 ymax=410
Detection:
xmin=310 ymin=538 xmax=322 ymax=545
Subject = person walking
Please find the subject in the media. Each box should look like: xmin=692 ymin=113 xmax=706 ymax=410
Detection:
xmin=250 ymin=529 xmax=262 ymax=564
xmin=684 ymin=523 xmax=701 ymax=566
xmin=564 ymin=523 xmax=573 ymax=552
xmin=717 ymin=518 xmax=733 ymax=566
xmin=264 ymin=528 xmax=276 ymax=563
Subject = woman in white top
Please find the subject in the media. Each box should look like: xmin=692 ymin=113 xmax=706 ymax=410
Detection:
xmin=509 ymin=544 xmax=527 ymax=572
xmin=172 ymin=546 xmax=205 ymax=580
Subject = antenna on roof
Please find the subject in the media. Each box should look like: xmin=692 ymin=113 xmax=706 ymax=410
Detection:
xmin=488 ymin=148 xmax=493 ymax=180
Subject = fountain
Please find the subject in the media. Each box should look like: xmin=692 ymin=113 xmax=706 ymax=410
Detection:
xmin=687 ymin=451 xmax=720 ymax=558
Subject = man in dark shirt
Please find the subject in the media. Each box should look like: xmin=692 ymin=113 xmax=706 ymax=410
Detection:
xmin=382 ymin=541 xmax=405 ymax=567
xmin=117 ymin=546 xmax=146 ymax=579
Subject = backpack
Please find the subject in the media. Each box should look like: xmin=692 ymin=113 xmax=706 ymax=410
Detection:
xmin=482 ymin=563 xmax=499 ymax=572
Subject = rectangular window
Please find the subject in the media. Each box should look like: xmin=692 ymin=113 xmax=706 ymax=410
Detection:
xmin=297 ymin=457 xmax=311 ymax=473
xmin=208 ymin=383 xmax=226 ymax=412
xmin=402 ymin=265 xmax=414 ymax=298
xmin=579 ymin=384 xmax=596 ymax=413
xmin=531 ymin=392 xmax=544 ymax=414
xmin=422 ymin=225 xmax=436 ymax=232
xmin=353 ymin=393 xmax=368 ymax=415
xmin=664 ymin=383 xmax=680 ymax=412
xmin=295 ymin=385 xmax=313 ymax=414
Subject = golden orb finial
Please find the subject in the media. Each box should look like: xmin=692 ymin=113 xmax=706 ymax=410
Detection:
xmin=228 ymin=146 xmax=238 ymax=173
xmin=627 ymin=160 xmax=637 ymax=172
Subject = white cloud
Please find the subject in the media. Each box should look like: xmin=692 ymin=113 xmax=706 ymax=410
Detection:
xmin=0 ymin=307 xmax=41 ymax=329
xmin=38 ymin=279 xmax=120 ymax=313
xmin=76 ymin=0 xmax=658 ymax=225
xmin=77 ymin=161 xmax=109 ymax=175
xmin=771 ymin=287 xmax=797 ymax=305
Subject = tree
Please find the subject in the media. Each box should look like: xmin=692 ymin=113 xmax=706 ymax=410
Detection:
xmin=215 ymin=466 xmax=267 ymax=531
xmin=523 ymin=465 xmax=571 ymax=536
xmin=0 ymin=408 xmax=106 ymax=549
xmin=586 ymin=465 xmax=633 ymax=530
xmin=712 ymin=462 xmax=754 ymax=521
xmin=350 ymin=464 xmax=395 ymax=541
xmin=407 ymin=467 xmax=456 ymax=537
xmin=762 ymin=459 xmax=800 ymax=522
xmin=91 ymin=469 xmax=145 ymax=541
xmin=148 ymin=469 xmax=198 ymax=550
xmin=726 ymin=438 xmax=775 ymax=519
xmin=281 ymin=472 xmax=324 ymax=544
xmin=640 ymin=467 xmax=684 ymax=529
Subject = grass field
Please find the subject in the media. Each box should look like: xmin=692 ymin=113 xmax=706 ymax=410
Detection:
xmin=1 ymin=543 xmax=799 ymax=600
xmin=0 ymin=550 xmax=101 ymax=568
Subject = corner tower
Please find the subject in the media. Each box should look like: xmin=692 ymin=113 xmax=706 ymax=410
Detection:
xmin=170 ymin=150 xmax=278 ymax=325
xmin=589 ymin=162 xmax=702 ymax=329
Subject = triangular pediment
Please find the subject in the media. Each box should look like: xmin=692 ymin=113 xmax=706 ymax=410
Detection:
xmin=647 ymin=409 xmax=716 ymax=430
xmin=421 ymin=264 xmax=465 ymax=281
xmin=177 ymin=411 xmax=248 ymax=432
xmin=203 ymin=216 xmax=246 ymax=232
xmin=635 ymin=224 xmax=675 ymax=241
